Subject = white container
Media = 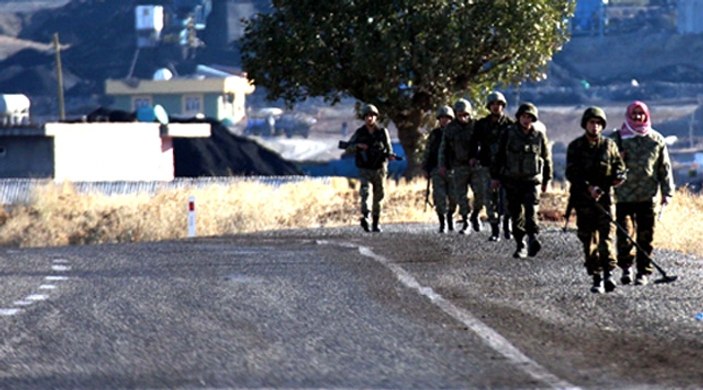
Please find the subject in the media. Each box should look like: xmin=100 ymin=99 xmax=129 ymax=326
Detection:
xmin=135 ymin=5 xmax=164 ymax=32
xmin=0 ymin=94 xmax=30 ymax=126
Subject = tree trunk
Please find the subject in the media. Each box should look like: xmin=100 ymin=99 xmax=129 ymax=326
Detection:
xmin=392 ymin=109 xmax=424 ymax=179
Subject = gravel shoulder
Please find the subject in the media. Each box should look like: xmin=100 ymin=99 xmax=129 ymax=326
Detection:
xmin=270 ymin=223 xmax=703 ymax=388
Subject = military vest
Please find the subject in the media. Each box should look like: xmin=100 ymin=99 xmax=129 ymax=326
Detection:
xmin=353 ymin=125 xmax=391 ymax=170
xmin=502 ymin=125 xmax=546 ymax=181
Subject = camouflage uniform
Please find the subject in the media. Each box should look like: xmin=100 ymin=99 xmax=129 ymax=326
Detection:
xmin=474 ymin=106 xmax=515 ymax=240
xmin=566 ymin=107 xmax=627 ymax=293
xmin=492 ymin=103 xmax=552 ymax=258
xmin=423 ymin=107 xmax=457 ymax=232
xmin=345 ymin=105 xmax=394 ymax=232
xmin=438 ymin=103 xmax=478 ymax=234
xmin=611 ymin=124 xmax=674 ymax=282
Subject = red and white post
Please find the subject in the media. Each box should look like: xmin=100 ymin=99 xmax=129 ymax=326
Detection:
xmin=187 ymin=195 xmax=196 ymax=237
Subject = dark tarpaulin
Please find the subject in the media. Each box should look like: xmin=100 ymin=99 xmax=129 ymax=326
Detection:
xmin=172 ymin=117 xmax=302 ymax=177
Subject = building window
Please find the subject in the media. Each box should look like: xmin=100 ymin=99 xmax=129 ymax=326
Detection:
xmin=133 ymin=96 xmax=152 ymax=110
xmin=183 ymin=95 xmax=203 ymax=115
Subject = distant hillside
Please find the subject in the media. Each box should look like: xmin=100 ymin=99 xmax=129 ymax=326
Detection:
xmin=1 ymin=0 xmax=703 ymax=109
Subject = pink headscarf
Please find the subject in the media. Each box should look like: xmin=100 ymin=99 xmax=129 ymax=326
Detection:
xmin=620 ymin=100 xmax=652 ymax=138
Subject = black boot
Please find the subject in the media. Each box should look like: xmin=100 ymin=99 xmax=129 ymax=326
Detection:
xmin=459 ymin=215 xmax=470 ymax=235
xmin=446 ymin=212 xmax=454 ymax=232
xmin=371 ymin=215 xmax=382 ymax=233
xmin=360 ymin=213 xmax=370 ymax=232
xmin=591 ymin=273 xmax=604 ymax=294
xmin=502 ymin=216 xmax=512 ymax=240
xmin=470 ymin=211 xmax=482 ymax=232
xmin=437 ymin=213 xmax=446 ymax=233
xmin=604 ymin=270 xmax=616 ymax=293
xmin=527 ymin=234 xmax=542 ymax=257
xmin=489 ymin=223 xmax=500 ymax=242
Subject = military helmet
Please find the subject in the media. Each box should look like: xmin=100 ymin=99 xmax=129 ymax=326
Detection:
xmin=453 ymin=98 xmax=473 ymax=116
xmin=581 ymin=106 xmax=607 ymax=129
xmin=486 ymin=91 xmax=507 ymax=108
xmin=361 ymin=104 xmax=380 ymax=117
xmin=516 ymin=102 xmax=539 ymax=121
xmin=436 ymin=105 xmax=455 ymax=120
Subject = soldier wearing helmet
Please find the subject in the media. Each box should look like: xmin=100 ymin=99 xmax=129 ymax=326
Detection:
xmin=344 ymin=103 xmax=397 ymax=232
xmin=491 ymin=102 xmax=552 ymax=258
xmin=473 ymin=91 xmax=516 ymax=241
xmin=422 ymin=105 xmax=458 ymax=232
xmin=437 ymin=98 xmax=478 ymax=234
xmin=566 ymin=106 xmax=626 ymax=293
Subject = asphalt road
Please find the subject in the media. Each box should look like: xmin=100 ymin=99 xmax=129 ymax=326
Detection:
xmin=1 ymin=223 xmax=702 ymax=389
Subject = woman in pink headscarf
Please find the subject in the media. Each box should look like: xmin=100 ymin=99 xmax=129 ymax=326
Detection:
xmin=611 ymin=101 xmax=675 ymax=286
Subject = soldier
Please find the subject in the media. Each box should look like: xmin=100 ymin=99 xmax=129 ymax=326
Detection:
xmin=344 ymin=104 xmax=397 ymax=233
xmin=422 ymin=105 xmax=457 ymax=233
xmin=491 ymin=102 xmax=552 ymax=258
xmin=473 ymin=91 xmax=515 ymax=241
xmin=566 ymin=107 xmax=627 ymax=293
xmin=611 ymin=101 xmax=675 ymax=286
xmin=438 ymin=98 xmax=476 ymax=234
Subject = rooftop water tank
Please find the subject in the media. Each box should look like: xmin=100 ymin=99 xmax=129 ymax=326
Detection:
xmin=153 ymin=68 xmax=173 ymax=81
xmin=0 ymin=94 xmax=30 ymax=126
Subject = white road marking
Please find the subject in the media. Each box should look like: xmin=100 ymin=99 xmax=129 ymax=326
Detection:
xmin=25 ymin=294 xmax=48 ymax=302
xmin=0 ymin=308 xmax=21 ymax=316
xmin=355 ymin=244 xmax=578 ymax=390
xmin=2 ymin=258 xmax=72 ymax=319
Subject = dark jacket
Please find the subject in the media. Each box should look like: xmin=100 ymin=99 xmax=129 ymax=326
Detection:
xmin=473 ymin=114 xmax=515 ymax=167
xmin=438 ymin=120 xmax=475 ymax=169
xmin=422 ymin=126 xmax=444 ymax=173
xmin=345 ymin=124 xmax=393 ymax=170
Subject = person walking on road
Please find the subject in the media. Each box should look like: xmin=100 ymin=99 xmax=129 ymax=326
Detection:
xmin=423 ymin=105 xmax=458 ymax=233
xmin=566 ymin=107 xmax=627 ymax=293
xmin=344 ymin=104 xmax=397 ymax=233
xmin=473 ymin=91 xmax=515 ymax=241
xmin=491 ymin=102 xmax=552 ymax=258
xmin=438 ymin=99 xmax=477 ymax=234
xmin=610 ymin=101 xmax=675 ymax=286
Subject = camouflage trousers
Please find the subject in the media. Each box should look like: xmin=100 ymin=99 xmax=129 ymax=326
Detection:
xmin=452 ymin=165 xmax=485 ymax=218
xmin=472 ymin=166 xmax=492 ymax=220
xmin=503 ymin=179 xmax=540 ymax=241
xmin=359 ymin=167 xmax=387 ymax=217
xmin=430 ymin=169 xmax=457 ymax=216
xmin=576 ymin=203 xmax=617 ymax=275
xmin=615 ymin=201 xmax=655 ymax=276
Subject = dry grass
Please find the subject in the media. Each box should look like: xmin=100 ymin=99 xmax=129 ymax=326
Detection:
xmin=0 ymin=179 xmax=700 ymax=258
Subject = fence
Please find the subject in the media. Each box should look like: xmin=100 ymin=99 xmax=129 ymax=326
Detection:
xmin=0 ymin=176 xmax=329 ymax=205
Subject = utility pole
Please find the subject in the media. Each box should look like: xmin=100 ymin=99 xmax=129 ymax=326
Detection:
xmin=53 ymin=32 xmax=65 ymax=121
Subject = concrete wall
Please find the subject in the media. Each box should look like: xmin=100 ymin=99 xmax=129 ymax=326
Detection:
xmin=45 ymin=122 xmax=177 ymax=182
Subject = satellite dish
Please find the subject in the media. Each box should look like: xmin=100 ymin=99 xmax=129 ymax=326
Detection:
xmin=153 ymin=68 xmax=173 ymax=81
xmin=153 ymin=104 xmax=169 ymax=125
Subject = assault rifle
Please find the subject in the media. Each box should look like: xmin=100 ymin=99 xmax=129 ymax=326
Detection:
xmin=337 ymin=141 xmax=403 ymax=160
xmin=424 ymin=178 xmax=433 ymax=211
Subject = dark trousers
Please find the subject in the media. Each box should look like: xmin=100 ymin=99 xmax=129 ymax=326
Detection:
xmin=504 ymin=180 xmax=539 ymax=242
xmin=615 ymin=201 xmax=655 ymax=275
